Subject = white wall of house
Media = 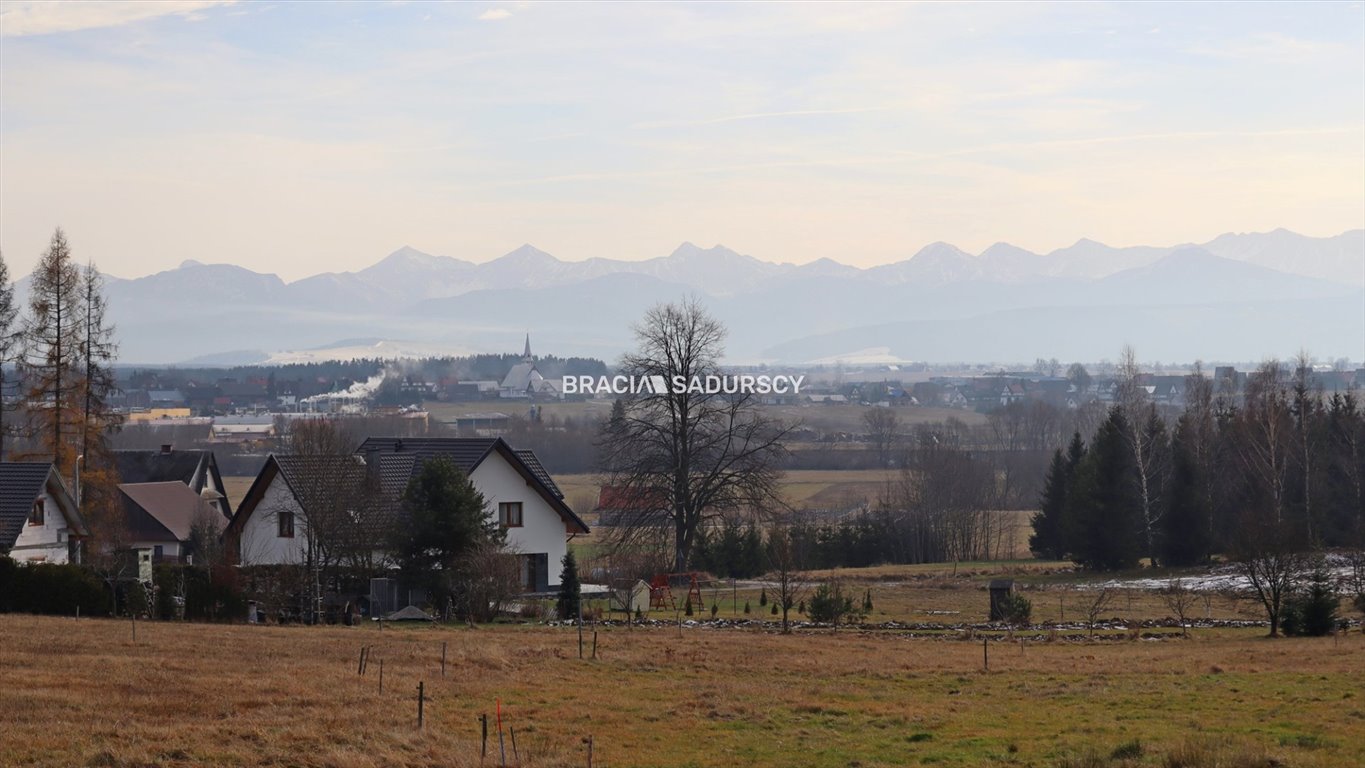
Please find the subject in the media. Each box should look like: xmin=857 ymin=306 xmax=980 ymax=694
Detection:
xmin=239 ymin=474 xmax=308 ymax=565
xmin=470 ymin=453 xmax=570 ymax=586
xmin=9 ymin=488 xmax=75 ymax=564
xmin=128 ymin=540 xmax=183 ymax=559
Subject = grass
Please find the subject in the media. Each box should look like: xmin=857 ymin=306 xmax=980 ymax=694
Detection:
xmin=2 ymin=615 xmax=1362 ymax=767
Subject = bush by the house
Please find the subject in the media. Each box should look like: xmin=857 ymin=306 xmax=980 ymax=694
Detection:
xmin=0 ymin=559 xmax=110 ymax=616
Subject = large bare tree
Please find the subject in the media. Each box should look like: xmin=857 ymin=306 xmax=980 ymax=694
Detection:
xmin=597 ymin=299 xmax=792 ymax=572
xmin=0 ymin=251 xmax=19 ymax=460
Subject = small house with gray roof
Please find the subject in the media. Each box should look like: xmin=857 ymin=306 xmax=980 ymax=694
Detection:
xmin=0 ymin=462 xmax=87 ymax=564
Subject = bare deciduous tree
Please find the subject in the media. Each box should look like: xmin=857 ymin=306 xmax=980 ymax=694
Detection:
xmin=1161 ymin=579 xmax=1199 ymax=637
xmin=765 ymin=519 xmax=810 ymax=634
xmin=863 ymin=407 xmax=900 ymax=468
xmin=1085 ymin=588 xmax=1115 ymax=637
xmin=1116 ymin=346 xmax=1170 ymax=565
xmin=598 ymin=299 xmax=793 ymax=572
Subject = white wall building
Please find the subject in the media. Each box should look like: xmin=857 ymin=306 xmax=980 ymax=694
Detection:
xmin=1 ymin=462 xmax=87 ymax=564
xmin=226 ymin=438 xmax=587 ymax=592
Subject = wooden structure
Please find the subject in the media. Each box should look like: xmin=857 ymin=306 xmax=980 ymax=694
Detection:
xmin=649 ymin=572 xmax=705 ymax=613
xmin=988 ymin=578 xmax=1015 ymax=621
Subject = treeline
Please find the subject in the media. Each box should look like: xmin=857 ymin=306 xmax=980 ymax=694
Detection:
xmin=1031 ymin=359 xmax=1365 ymax=570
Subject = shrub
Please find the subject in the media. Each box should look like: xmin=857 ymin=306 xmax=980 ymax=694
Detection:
xmin=997 ymin=592 xmax=1033 ymax=625
xmin=743 ymin=600 xmax=751 ymax=615
xmin=1282 ymin=561 xmax=1338 ymax=637
xmin=807 ymin=581 xmax=865 ymax=625
xmin=0 ymin=559 xmax=110 ymax=616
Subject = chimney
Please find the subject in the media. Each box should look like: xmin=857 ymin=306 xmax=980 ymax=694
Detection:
xmin=365 ymin=447 xmax=380 ymax=484
xmin=160 ymin=444 xmax=173 ymax=455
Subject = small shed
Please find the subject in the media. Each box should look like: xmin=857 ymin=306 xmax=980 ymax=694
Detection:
xmin=609 ymin=579 xmax=653 ymax=615
xmin=988 ymin=579 xmax=1015 ymax=621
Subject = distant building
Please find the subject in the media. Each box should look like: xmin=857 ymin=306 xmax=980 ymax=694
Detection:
xmin=113 ymin=446 xmax=234 ymax=519
xmin=500 ymin=335 xmax=560 ymax=399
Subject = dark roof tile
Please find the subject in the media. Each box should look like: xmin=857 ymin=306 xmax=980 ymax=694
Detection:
xmin=0 ymin=462 xmax=53 ymax=548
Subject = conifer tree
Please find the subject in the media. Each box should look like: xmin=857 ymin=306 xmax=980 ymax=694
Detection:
xmin=556 ymin=549 xmax=581 ymax=620
xmin=1162 ymin=415 xmax=1212 ymax=566
xmin=1064 ymin=408 xmax=1144 ymax=571
xmin=21 ymin=229 xmax=86 ymax=478
xmin=0 ymin=251 xmax=19 ymax=460
xmin=1031 ymin=433 xmax=1084 ymax=560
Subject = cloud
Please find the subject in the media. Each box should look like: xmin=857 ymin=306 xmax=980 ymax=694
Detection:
xmin=478 ymin=8 xmax=511 ymax=21
xmin=0 ymin=0 xmax=234 ymax=37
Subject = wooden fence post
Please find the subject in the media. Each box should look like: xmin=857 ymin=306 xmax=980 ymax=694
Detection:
xmin=480 ymin=714 xmax=488 ymax=760
xmin=982 ymin=638 xmax=989 ymax=671
xmin=416 ymin=681 xmax=424 ymax=730
xmin=441 ymin=641 xmax=448 ymax=677
xmin=379 ymin=659 xmax=384 ymax=694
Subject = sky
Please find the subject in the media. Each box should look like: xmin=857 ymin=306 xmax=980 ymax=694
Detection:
xmin=1 ymin=0 xmax=1362 ymax=281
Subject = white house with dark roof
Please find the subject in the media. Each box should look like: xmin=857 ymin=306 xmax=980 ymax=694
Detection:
xmin=0 ymin=462 xmax=88 ymax=564
xmin=225 ymin=437 xmax=587 ymax=592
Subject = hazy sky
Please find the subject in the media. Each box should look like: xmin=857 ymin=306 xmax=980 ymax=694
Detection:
xmin=1 ymin=1 xmax=1362 ymax=281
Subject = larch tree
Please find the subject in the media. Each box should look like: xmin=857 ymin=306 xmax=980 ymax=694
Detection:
xmin=21 ymin=228 xmax=86 ymax=479
xmin=78 ymin=262 xmax=120 ymax=467
xmin=0 ymin=251 xmax=20 ymax=460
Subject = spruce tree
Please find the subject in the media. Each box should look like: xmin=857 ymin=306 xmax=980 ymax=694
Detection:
xmin=1162 ymin=416 xmax=1212 ymax=566
xmin=556 ymin=549 xmax=581 ymax=620
xmin=1065 ymin=408 xmax=1144 ymax=571
xmin=1033 ymin=433 xmax=1084 ymax=560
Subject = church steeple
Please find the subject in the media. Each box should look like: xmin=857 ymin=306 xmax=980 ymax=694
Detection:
xmin=522 ymin=333 xmax=533 ymax=363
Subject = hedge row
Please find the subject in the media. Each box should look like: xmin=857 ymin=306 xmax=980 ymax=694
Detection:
xmin=0 ymin=558 xmax=111 ymax=615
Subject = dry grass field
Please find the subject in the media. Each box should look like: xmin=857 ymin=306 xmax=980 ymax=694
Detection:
xmin=3 ymin=613 xmax=1362 ymax=768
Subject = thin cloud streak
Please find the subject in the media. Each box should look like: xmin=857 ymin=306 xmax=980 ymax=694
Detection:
xmin=0 ymin=0 xmax=235 ymax=37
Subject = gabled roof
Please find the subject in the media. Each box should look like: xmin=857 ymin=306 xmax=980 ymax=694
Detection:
xmin=355 ymin=437 xmax=587 ymax=533
xmin=228 ymin=438 xmax=589 ymax=546
xmin=113 ymin=449 xmax=233 ymax=517
xmin=0 ymin=462 xmax=86 ymax=549
xmin=514 ymin=449 xmax=563 ymax=498
xmin=357 ymin=437 xmax=498 ymax=473
xmin=0 ymin=462 xmax=56 ymax=549
xmin=594 ymin=485 xmax=667 ymax=512
xmin=120 ymin=481 xmax=216 ymax=543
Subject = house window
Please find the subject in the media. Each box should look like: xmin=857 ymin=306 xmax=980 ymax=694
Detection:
xmin=28 ymin=498 xmax=44 ymax=526
xmin=278 ymin=510 xmax=295 ymax=538
xmin=153 ymin=545 xmax=164 ymax=560
xmin=499 ymin=502 xmax=523 ymax=528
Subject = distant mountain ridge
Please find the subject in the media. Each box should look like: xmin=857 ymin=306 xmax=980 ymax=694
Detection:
xmin=11 ymin=228 xmax=1361 ymax=364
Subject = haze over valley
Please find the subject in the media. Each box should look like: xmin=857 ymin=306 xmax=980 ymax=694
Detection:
xmin=28 ymin=228 xmax=1360 ymax=366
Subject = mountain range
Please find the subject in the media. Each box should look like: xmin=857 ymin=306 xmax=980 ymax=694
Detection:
xmin=15 ymin=229 xmax=1362 ymax=365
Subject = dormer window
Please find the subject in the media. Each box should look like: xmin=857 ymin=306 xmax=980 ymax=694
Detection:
xmin=28 ymin=498 xmax=44 ymax=526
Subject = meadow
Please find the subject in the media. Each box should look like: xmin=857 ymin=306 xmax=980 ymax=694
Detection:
xmin=3 ymin=583 xmax=1362 ymax=768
